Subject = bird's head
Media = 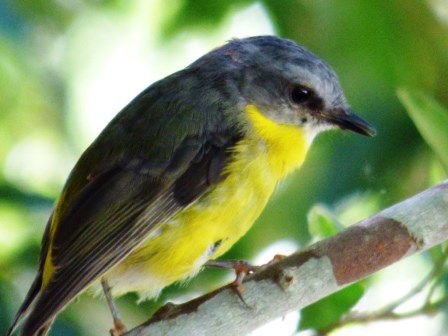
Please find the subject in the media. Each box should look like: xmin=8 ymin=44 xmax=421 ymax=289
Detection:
xmin=195 ymin=36 xmax=376 ymax=141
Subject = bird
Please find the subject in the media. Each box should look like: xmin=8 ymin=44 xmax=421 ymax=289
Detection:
xmin=8 ymin=35 xmax=375 ymax=336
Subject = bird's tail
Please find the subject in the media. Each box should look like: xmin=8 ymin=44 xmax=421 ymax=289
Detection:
xmin=8 ymin=214 xmax=55 ymax=336
xmin=7 ymin=274 xmax=44 ymax=336
xmin=34 ymin=323 xmax=53 ymax=336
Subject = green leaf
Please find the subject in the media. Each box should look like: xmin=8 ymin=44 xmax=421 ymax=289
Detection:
xmin=298 ymin=282 xmax=364 ymax=331
xmin=161 ymin=0 xmax=253 ymax=37
xmin=398 ymin=89 xmax=448 ymax=172
xmin=307 ymin=204 xmax=343 ymax=239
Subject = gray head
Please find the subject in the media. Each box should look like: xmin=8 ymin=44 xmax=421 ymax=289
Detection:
xmin=187 ymin=35 xmax=375 ymax=138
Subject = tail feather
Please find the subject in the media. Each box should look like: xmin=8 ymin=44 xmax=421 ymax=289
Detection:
xmin=7 ymin=274 xmax=42 ymax=336
xmin=17 ymin=279 xmax=83 ymax=336
xmin=24 ymin=319 xmax=54 ymax=336
xmin=8 ymin=215 xmax=55 ymax=336
xmin=18 ymin=295 xmax=63 ymax=336
xmin=8 ymin=276 xmax=73 ymax=336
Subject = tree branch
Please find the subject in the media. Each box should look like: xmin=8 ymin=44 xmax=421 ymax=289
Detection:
xmin=319 ymin=251 xmax=448 ymax=334
xmin=124 ymin=180 xmax=448 ymax=336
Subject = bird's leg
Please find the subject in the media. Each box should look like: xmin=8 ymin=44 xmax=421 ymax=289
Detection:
xmin=206 ymin=255 xmax=287 ymax=303
xmin=101 ymin=278 xmax=127 ymax=336
xmin=205 ymin=260 xmax=258 ymax=305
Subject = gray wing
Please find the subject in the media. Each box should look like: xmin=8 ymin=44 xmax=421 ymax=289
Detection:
xmin=20 ymin=131 xmax=241 ymax=336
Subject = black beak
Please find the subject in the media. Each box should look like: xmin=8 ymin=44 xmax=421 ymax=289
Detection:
xmin=325 ymin=108 xmax=376 ymax=137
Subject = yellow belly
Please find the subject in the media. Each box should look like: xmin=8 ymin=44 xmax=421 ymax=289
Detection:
xmin=105 ymin=105 xmax=311 ymax=299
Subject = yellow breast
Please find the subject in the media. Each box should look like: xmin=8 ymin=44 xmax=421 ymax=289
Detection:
xmin=106 ymin=104 xmax=311 ymax=299
xmin=243 ymin=104 xmax=310 ymax=178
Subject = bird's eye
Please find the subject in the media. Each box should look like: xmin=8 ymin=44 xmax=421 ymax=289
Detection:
xmin=290 ymin=85 xmax=312 ymax=105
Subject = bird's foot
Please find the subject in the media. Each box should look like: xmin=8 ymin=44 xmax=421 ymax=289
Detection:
xmin=206 ymin=259 xmax=258 ymax=306
xmin=109 ymin=319 xmax=127 ymax=336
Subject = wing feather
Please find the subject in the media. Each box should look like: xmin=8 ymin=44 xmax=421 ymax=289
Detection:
xmin=20 ymin=132 xmax=241 ymax=335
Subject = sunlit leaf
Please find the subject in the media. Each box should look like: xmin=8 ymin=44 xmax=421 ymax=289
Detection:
xmin=307 ymin=204 xmax=342 ymax=239
xmin=335 ymin=192 xmax=382 ymax=227
xmin=162 ymin=0 xmax=253 ymax=37
xmin=298 ymin=282 xmax=364 ymax=331
xmin=398 ymin=89 xmax=448 ymax=172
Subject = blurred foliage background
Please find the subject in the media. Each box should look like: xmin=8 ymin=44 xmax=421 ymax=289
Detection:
xmin=1 ymin=0 xmax=448 ymax=335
